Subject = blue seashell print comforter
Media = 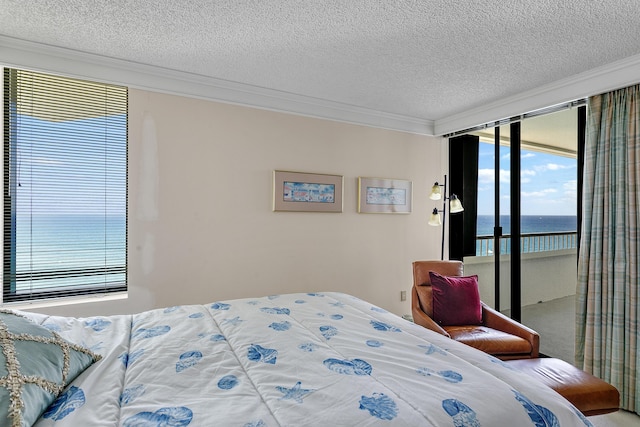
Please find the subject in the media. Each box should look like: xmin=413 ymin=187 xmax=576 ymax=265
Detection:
xmin=23 ymin=292 xmax=592 ymax=426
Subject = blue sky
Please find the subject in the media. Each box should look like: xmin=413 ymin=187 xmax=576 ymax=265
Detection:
xmin=476 ymin=142 xmax=577 ymax=216
xmin=14 ymin=114 xmax=127 ymax=216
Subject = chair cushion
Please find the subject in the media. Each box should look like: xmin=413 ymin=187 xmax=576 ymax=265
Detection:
xmin=445 ymin=325 xmax=533 ymax=356
xmin=413 ymin=260 xmax=463 ymax=288
xmin=412 ymin=260 xmax=463 ymax=317
xmin=429 ymin=271 xmax=482 ymax=326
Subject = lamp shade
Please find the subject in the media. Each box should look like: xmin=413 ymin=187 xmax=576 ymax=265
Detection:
xmin=429 ymin=183 xmax=442 ymax=200
xmin=428 ymin=208 xmax=442 ymax=226
xmin=449 ymin=194 xmax=464 ymax=213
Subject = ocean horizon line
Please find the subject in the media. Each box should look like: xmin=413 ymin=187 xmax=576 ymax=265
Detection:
xmin=476 ymin=214 xmax=577 ymax=236
xmin=476 ymin=214 xmax=577 ymax=217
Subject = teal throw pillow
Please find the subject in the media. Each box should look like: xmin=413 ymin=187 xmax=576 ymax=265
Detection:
xmin=0 ymin=310 xmax=101 ymax=427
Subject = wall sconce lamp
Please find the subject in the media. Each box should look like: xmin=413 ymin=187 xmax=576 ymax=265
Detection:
xmin=428 ymin=175 xmax=464 ymax=259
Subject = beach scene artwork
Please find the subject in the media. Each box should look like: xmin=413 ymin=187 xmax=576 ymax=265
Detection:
xmin=283 ymin=181 xmax=335 ymax=203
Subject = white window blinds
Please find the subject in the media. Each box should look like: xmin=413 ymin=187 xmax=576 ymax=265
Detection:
xmin=3 ymin=68 xmax=127 ymax=302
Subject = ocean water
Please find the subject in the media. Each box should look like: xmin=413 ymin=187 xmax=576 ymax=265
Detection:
xmin=477 ymin=215 xmax=577 ymax=236
xmin=11 ymin=214 xmax=126 ymax=292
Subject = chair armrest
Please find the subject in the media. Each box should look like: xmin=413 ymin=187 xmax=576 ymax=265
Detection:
xmin=482 ymin=303 xmax=540 ymax=357
xmin=411 ymin=286 xmax=450 ymax=337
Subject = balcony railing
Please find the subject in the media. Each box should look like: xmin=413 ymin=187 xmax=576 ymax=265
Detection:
xmin=476 ymin=231 xmax=577 ymax=256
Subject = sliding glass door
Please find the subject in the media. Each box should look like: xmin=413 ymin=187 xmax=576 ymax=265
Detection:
xmin=467 ymin=107 xmax=582 ymax=360
xmin=518 ymin=111 xmax=579 ymax=360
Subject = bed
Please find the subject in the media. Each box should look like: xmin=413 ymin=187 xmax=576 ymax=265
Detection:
xmin=2 ymin=292 xmax=593 ymax=426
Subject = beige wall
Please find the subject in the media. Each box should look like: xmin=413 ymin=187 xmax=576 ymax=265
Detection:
xmin=29 ymin=89 xmax=444 ymax=318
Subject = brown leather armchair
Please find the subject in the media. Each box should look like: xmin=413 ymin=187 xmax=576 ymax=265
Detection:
xmin=411 ymin=260 xmax=539 ymax=360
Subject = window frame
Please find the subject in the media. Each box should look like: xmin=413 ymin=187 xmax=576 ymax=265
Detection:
xmin=2 ymin=67 xmax=128 ymax=304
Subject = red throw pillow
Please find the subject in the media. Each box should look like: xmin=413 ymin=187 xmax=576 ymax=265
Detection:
xmin=429 ymin=271 xmax=482 ymax=326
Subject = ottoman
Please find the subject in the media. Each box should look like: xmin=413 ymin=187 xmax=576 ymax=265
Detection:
xmin=506 ymin=358 xmax=619 ymax=416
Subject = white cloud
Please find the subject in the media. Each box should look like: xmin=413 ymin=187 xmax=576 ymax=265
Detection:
xmin=500 ymin=169 xmax=510 ymax=183
xmin=520 ymin=169 xmax=535 ymax=184
xmin=564 ymin=179 xmax=577 ymax=191
xmin=564 ymin=179 xmax=577 ymax=198
xmin=493 ymin=152 xmax=534 ymax=160
xmin=496 ymin=169 xmax=537 ymax=184
xmin=478 ymin=168 xmax=495 ymax=184
xmin=535 ymin=163 xmax=575 ymax=172
xmin=522 ymin=188 xmax=558 ymax=197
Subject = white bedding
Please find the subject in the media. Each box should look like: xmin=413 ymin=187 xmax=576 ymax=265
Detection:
xmin=22 ymin=292 xmax=592 ymax=426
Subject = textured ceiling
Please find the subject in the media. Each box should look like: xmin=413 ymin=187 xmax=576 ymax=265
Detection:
xmin=2 ymin=0 xmax=640 ymax=129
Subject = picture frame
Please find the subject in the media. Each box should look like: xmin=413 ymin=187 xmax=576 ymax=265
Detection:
xmin=358 ymin=177 xmax=412 ymax=214
xmin=273 ymin=170 xmax=343 ymax=212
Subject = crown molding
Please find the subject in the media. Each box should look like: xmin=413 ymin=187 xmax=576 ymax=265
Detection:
xmin=5 ymin=35 xmax=639 ymax=138
xmin=434 ymin=53 xmax=640 ymax=136
xmin=0 ymin=36 xmax=434 ymax=136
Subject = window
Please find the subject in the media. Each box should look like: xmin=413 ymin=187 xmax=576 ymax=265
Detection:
xmin=2 ymin=68 xmax=127 ymax=303
xmin=475 ymin=135 xmax=578 ymax=256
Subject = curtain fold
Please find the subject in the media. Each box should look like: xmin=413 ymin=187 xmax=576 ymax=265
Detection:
xmin=576 ymin=84 xmax=640 ymax=414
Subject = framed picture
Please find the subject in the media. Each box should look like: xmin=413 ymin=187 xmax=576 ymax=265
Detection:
xmin=358 ymin=177 xmax=412 ymax=213
xmin=273 ymin=170 xmax=343 ymax=212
